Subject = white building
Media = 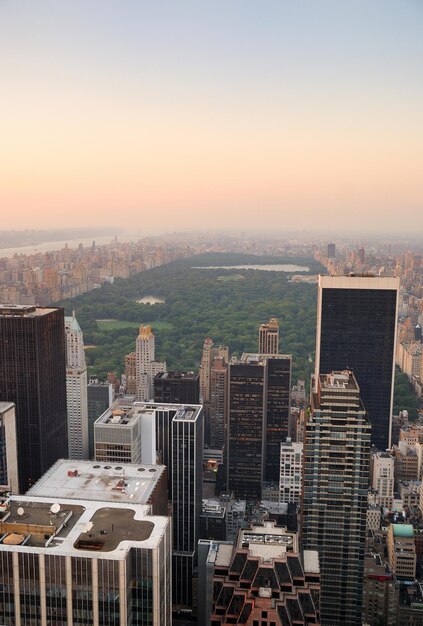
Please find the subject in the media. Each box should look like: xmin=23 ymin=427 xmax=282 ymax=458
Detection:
xmin=279 ymin=438 xmax=303 ymax=504
xmin=136 ymin=325 xmax=166 ymax=401
xmin=0 ymin=402 xmax=19 ymax=494
xmin=371 ymin=451 xmax=395 ymax=509
xmin=65 ymin=313 xmax=89 ymax=459
xmin=0 ymin=493 xmax=171 ymax=625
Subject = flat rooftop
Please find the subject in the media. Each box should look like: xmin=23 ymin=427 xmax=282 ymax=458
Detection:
xmin=238 ymin=522 xmax=298 ymax=554
xmin=241 ymin=352 xmax=292 ymax=365
xmin=117 ymin=401 xmax=203 ymax=422
xmin=320 ymin=371 xmax=358 ymax=391
xmin=155 ymin=371 xmax=199 ymax=381
xmin=0 ymin=402 xmax=15 ymax=414
xmin=0 ymin=495 xmax=168 ymax=557
xmin=27 ymin=459 xmax=165 ymax=506
xmin=0 ymin=305 xmax=57 ymax=317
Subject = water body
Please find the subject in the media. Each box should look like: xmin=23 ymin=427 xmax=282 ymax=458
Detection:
xmin=136 ymin=296 xmax=165 ymax=304
xmin=193 ymin=264 xmax=310 ymax=272
xmin=0 ymin=234 xmax=135 ymax=259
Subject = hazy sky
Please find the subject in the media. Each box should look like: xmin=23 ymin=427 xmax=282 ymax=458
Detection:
xmin=1 ymin=0 xmax=422 ymax=234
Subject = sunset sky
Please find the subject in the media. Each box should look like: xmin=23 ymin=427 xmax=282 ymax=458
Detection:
xmin=1 ymin=0 xmax=422 ymax=234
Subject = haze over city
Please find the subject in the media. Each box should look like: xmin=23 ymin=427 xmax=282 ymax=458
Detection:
xmin=1 ymin=0 xmax=422 ymax=233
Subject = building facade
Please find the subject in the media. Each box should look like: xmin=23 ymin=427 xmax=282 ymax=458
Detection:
xmin=315 ymin=275 xmax=399 ymax=450
xmin=302 ymin=370 xmax=371 ymax=625
xmin=87 ymin=381 xmax=114 ymax=459
xmin=258 ymin=316 xmax=279 ymax=354
xmin=153 ymin=371 xmax=199 ymax=405
xmin=65 ymin=313 xmax=89 ymax=459
xmin=279 ymin=438 xmax=303 ymax=504
xmin=136 ymin=325 xmax=166 ymax=402
xmin=0 ymin=402 xmax=19 ymax=494
xmin=0 ymin=305 xmax=68 ymax=492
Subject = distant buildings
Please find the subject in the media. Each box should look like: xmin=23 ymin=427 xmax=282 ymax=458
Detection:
xmin=199 ymin=338 xmax=229 ymax=445
xmin=315 ymin=275 xmax=399 ymax=450
xmin=387 ymin=524 xmax=416 ymax=581
xmin=65 ymin=312 xmax=89 ymax=459
xmin=258 ymin=316 xmax=279 ymax=354
xmin=302 ymin=370 xmax=371 ymax=625
xmin=0 ymin=304 xmax=68 ymax=492
xmin=371 ymin=450 xmax=395 ymax=509
xmin=209 ymin=356 xmax=228 ymax=449
xmin=135 ymin=325 xmax=166 ymax=402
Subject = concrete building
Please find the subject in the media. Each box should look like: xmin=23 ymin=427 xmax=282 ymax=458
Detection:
xmin=302 ymin=370 xmax=371 ymax=625
xmin=0 ymin=305 xmax=68 ymax=492
xmin=279 ymin=438 xmax=303 ymax=504
xmin=362 ymin=554 xmax=397 ymax=626
xmin=394 ymin=442 xmax=419 ymax=484
xmin=65 ymin=313 xmax=89 ymax=459
xmin=27 ymin=458 xmax=168 ymax=516
xmin=397 ymin=582 xmax=423 ymax=625
xmin=135 ymin=325 xmax=166 ymax=402
xmin=0 ymin=402 xmax=19 ymax=494
xmin=387 ymin=524 xmax=416 ymax=581
xmin=315 ymin=275 xmax=399 ymax=450
xmin=199 ymin=338 xmax=229 ymax=446
xmin=0 ymin=493 xmax=171 ymax=625
xmin=399 ymin=481 xmax=421 ymax=510
xmin=200 ymin=492 xmax=247 ymax=542
xmin=198 ymin=522 xmax=320 ymax=626
xmin=367 ymin=504 xmax=382 ymax=531
xmin=371 ymin=450 xmax=395 ymax=509
xmin=209 ymin=356 xmax=229 ymax=450
xmin=87 ymin=380 xmax=113 ymax=459
xmin=258 ymin=316 xmax=280 ymax=354
xmin=124 ymin=351 xmax=137 ymax=395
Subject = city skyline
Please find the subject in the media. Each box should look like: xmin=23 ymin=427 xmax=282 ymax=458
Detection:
xmin=1 ymin=1 xmax=422 ymax=233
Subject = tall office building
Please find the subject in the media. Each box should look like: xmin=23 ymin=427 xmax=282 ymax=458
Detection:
xmin=124 ymin=351 xmax=137 ymax=395
xmin=226 ymin=353 xmax=291 ymax=499
xmin=279 ymin=438 xmax=303 ymax=504
xmin=172 ymin=404 xmax=204 ymax=610
xmin=258 ymin=317 xmax=279 ymax=354
xmin=209 ymin=356 xmax=228 ymax=449
xmin=0 ymin=402 xmax=19 ymax=494
xmin=154 ymin=371 xmax=200 ymax=405
xmin=327 ymin=242 xmax=336 ymax=258
xmin=0 ymin=305 xmax=68 ymax=492
xmin=315 ymin=275 xmax=399 ymax=449
xmin=87 ymin=380 xmax=113 ymax=459
xmin=136 ymin=325 xmax=166 ymax=402
xmin=302 ymin=370 xmax=371 ymax=625
xmin=65 ymin=313 xmax=89 ymax=459
xmin=199 ymin=338 xmax=229 ymax=445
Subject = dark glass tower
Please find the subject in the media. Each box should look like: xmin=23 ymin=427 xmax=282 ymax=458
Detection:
xmin=0 ymin=305 xmax=68 ymax=492
xmin=226 ymin=354 xmax=292 ymax=499
xmin=154 ymin=371 xmax=200 ymax=405
xmin=316 ymin=275 xmax=399 ymax=450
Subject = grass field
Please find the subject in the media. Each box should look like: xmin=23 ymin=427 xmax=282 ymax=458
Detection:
xmin=96 ymin=319 xmax=173 ymax=331
xmin=217 ymin=274 xmax=245 ymax=282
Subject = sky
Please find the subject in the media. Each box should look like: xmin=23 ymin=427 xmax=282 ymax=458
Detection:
xmin=1 ymin=0 xmax=422 ymax=234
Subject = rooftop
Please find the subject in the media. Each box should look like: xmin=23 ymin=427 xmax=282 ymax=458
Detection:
xmin=0 ymin=495 xmax=168 ymax=557
xmin=27 ymin=459 xmax=165 ymax=506
xmin=0 ymin=305 xmax=57 ymax=317
xmin=392 ymin=523 xmax=414 ymax=538
xmin=155 ymin=371 xmax=199 ymax=381
xmin=237 ymin=522 xmax=298 ymax=556
xmin=0 ymin=402 xmax=15 ymax=415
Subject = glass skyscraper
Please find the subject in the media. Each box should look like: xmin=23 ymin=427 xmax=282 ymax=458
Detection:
xmin=0 ymin=305 xmax=68 ymax=492
xmin=315 ymin=275 xmax=399 ymax=450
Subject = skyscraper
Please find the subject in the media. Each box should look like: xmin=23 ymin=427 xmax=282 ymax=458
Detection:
xmin=0 ymin=305 xmax=68 ymax=492
xmin=199 ymin=338 xmax=228 ymax=445
xmin=87 ymin=380 xmax=113 ymax=459
xmin=315 ymin=275 xmax=399 ymax=449
xmin=209 ymin=356 xmax=228 ymax=449
xmin=136 ymin=325 xmax=166 ymax=402
xmin=302 ymin=370 xmax=371 ymax=625
xmin=226 ymin=353 xmax=292 ymax=499
xmin=258 ymin=317 xmax=279 ymax=354
xmin=65 ymin=312 xmax=89 ymax=459
xmin=0 ymin=402 xmax=19 ymax=493
xmin=172 ymin=404 xmax=204 ymax=610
